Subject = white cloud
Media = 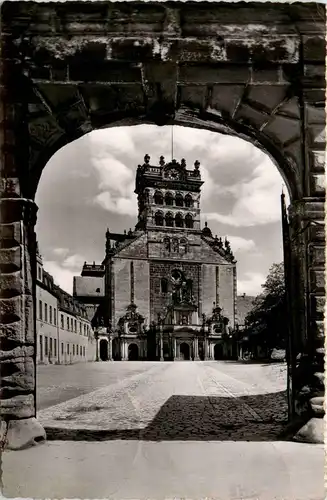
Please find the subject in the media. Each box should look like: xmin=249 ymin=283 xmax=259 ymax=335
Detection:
xmin=228 ymin=236 xmax=256 ymax=253
xmin=94 ymin=191 xmax=137 ymax=216
xmin=62 ymin=254 xmax=86 ymax=270
xmin=237 ymin=271 xmax=265 ymax=296
xmin=43 ymin=260 xmax=75 ymax=295
xmin=90 ymin=128 xmax=136 ymax=156
xmin=52 ymin=247 xmax=69 ymax=257
xmin=203 ymin=158 xmax=285 ymax=227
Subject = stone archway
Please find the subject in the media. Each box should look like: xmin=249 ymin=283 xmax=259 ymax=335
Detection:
xmin=99 ymin=339 xmax=109 ymax=361
xmin=0 ymin=2 xmax=325 ymax=448
xmin=180 ymin=343 xmax=190 ymax=361
xmin=128 ymin=343 xmax=139 ymax=361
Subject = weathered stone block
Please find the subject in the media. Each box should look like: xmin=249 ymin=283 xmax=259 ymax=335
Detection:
xmin=310 ymin=150 xmax=325 ymax=172
xmin=5 ymin=417 xmax=46 ymax=450
xmin=303 ymin=35 xmax=326 ymax=61
xmin=211 ymin=85 xmax=244 ymax=115
xmin=0 ymin=296 xmax=22 ymax=323
xmin=311 ymin=295 xmax=325 ymax=317
xmin=312 ymin=320 xmax=325 ymax=340
xmin=1 ymin=363 xmax=35 ymax=392
xmin=69 ymin=61 xmax=141 ymax=83
xmin=180 ymin=86 xmax=206 ymax=108
xmin=309 ymin=396 xmax=324 ymax=416
xmin=226 ymin=36 xmax=299 ymax=63
xmin=0 ymin=246 xmax=21 ymax=271
xmin=0 ymin=322 xmax=34 ymax=344
xmin=309 ymin=124 xmax=326 ymax=147
xmin=313 ymin=372 xmax=325 ymax=389
xmin=0 ymin=177 xmax=20 ymax=198
xmin=309 ymin=245 xmax=325 ymax=266
xmin=251 ymin=66 xmax=282 ymax=84
xmin=0 ymin=222 xmax=21 ymax=246
xmin=0 ymin=347 xmax=34 ymax=361
xmin=306 ymin=104 xmax=325 ymax=125
xmin=0 ymin=393 xmax=34 ymax=419
xmin=308 ymin=224 xmax=325 ymax=243
xmin=293 ymin=417 xmax=324 ymax=444
xmin=179 ymin=65 xmax=250 ymax=84
xmin=0 ymin=272 xmax=23 ymax=297
xmin=309 ymin=269 xmax=325 ymax=293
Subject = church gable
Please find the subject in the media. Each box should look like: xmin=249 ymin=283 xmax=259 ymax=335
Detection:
xmin=114 ymin=232 xmax=148 ymax=259
xmin=200 ymin=237 xmax=234 ymax=265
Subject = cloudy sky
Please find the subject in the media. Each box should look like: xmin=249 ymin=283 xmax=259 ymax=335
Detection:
xmin=35 ymin=125 xmax=289 ymax=296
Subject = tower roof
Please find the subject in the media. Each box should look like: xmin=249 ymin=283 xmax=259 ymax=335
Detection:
xmin=135 ymin=154 xmax=203 ymax=194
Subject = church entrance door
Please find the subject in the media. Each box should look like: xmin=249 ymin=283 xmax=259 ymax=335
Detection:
xmin=128 ymin=343 xmax=139 ymax=361
xmin=180 ymin=343 xmax=190 ymax=361
xmin=214 ymin=344 xmax=224 ymax=361
xmin=100 ymin=339 xmax=109 ymax=361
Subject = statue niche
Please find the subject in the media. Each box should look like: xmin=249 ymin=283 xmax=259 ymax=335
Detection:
xmin=171 ymin=270 xmax=194 ymax=306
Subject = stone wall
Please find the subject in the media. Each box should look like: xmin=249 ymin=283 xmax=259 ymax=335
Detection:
xmin=112 ymin=257 xmax=150 ymax=327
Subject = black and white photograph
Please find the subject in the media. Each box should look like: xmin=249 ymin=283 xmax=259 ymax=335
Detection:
xmin=0 ymin=1 xmax=325 ymax=499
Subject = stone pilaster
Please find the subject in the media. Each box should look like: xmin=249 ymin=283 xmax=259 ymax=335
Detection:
xmin=0 ymin=197 xmax=46 ymax=449
xmin=288 ymin=199 xmax=325 ymax=427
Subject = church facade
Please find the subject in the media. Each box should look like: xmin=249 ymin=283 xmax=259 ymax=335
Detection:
xmin=74 ymin=155 xmax=237 ymax=361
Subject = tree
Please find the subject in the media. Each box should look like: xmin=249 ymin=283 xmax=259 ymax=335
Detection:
xmin=243 ymin=263 xmax=287 ymax=356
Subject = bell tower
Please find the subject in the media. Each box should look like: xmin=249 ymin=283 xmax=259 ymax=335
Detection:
xmin=135 ymin=154 xmax=204 ymax=231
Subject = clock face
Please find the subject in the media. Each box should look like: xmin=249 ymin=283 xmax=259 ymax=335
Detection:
xmin=167 ymin=169 xmax=179 ymax=179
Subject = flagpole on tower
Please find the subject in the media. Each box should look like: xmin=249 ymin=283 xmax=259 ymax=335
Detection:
xmin=171 ymin=125 xmax=174 ymax=161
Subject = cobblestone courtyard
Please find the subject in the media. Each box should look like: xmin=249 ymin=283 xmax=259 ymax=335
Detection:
xmin=37 ymin=361 xmax=288 ymax=441
xmin=3 ymin=361 xmax=324 ymax=500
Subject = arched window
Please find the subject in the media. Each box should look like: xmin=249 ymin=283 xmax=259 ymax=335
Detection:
xmin=175 ymin=213 xmax=184 ymax=228
xmin=175 ymin=193 xmax=184 ymax=207
xmin=161 ymin=278 xmax=168 ymax=293
xmin=185 ymin=214 xmax=194 ymax=229
xmin=179 ymin=238 xmax=188 ymax=254
xmin=155 ymin=211 xmax=164 ymax=226
xmin=154 ymin=190 xmax=163 ymax=205
xmin=165 ymin=212 xmax=174 ymax=227
xmin=165 ymin=192 xmax=174 ymax=206
xmin=163 ymin=237 xmax=170 ymax=252
xmin=185 ymin=194 xmax=193 ymax=208
xmin=172 ymin=238 xmax=179 ymax=253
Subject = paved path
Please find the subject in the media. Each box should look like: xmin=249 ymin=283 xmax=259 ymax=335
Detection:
xmin=37 ymin=361 xmax=288 ymax=440
xmin=2 ymin=362 xmax=324 ymax=499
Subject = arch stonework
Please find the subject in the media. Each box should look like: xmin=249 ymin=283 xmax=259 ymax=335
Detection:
xmin=0 ymin=2 xmax=325 ymax=448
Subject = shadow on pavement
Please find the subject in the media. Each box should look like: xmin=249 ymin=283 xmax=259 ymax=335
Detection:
xmin=45 ymin=390 xmax=291 ymax=442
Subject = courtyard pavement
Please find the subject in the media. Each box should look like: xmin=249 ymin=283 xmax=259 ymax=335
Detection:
xmin=2 ymin=361 xmax=325 ymax=500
